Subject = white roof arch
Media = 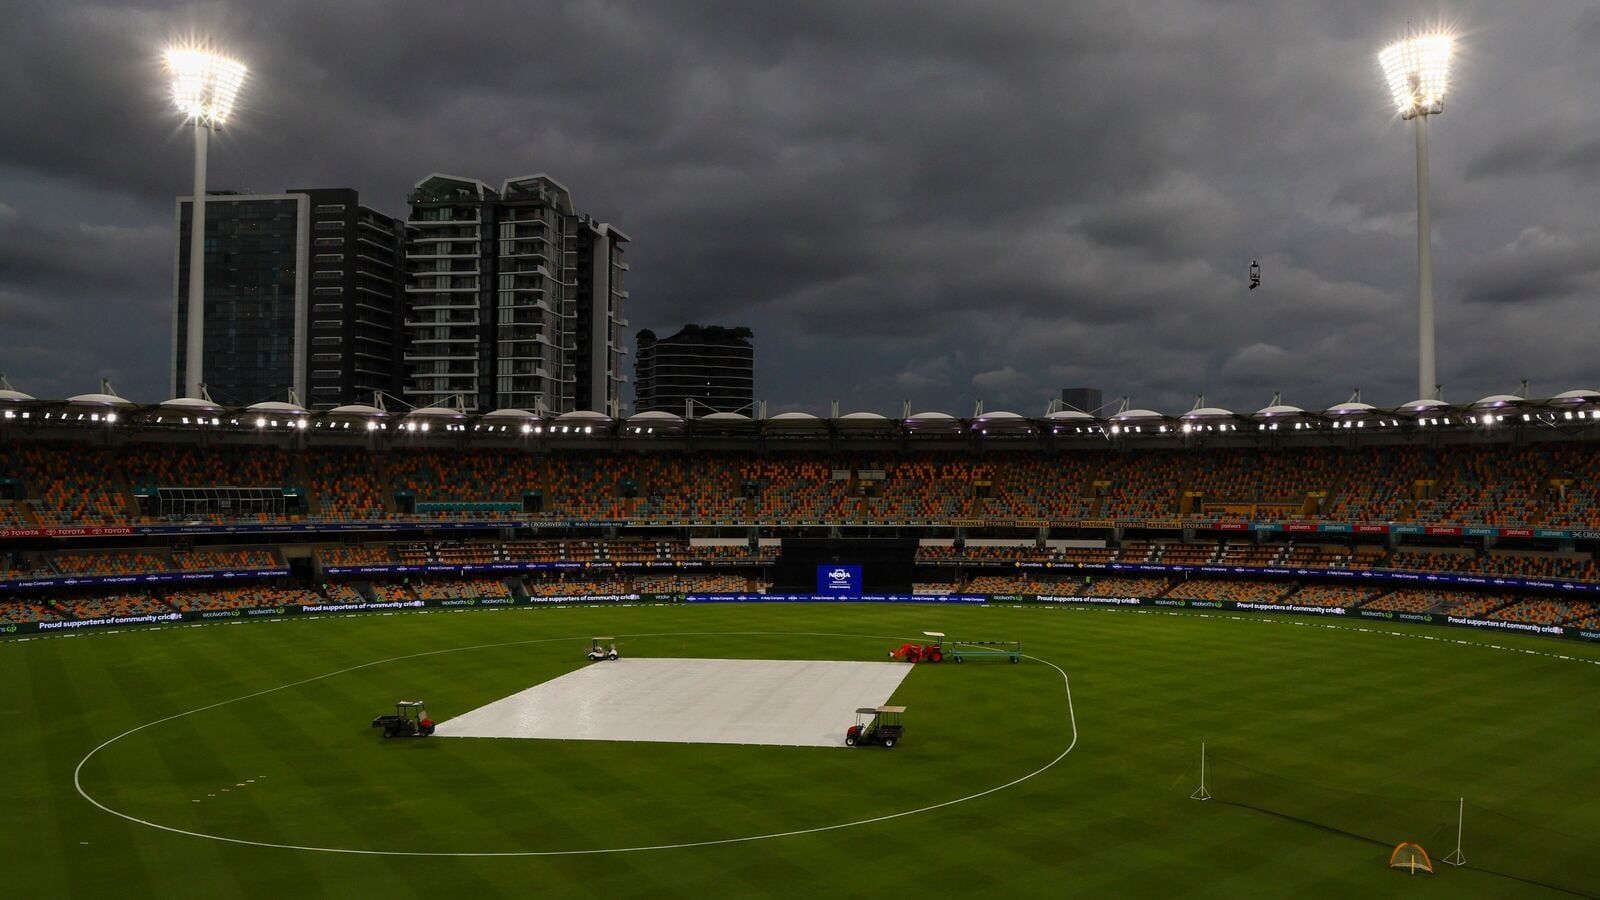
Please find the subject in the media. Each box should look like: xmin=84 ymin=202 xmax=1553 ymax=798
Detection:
xmin=1395 ymin=398 xmax=1448 ymax=415
xmin=555 ymin=410 xmax=612 ymax=423
xmin=1253 ymin=404 xmax=1307 ymax=418
xmin=480 ymin=408 xmax=538 ymax=421
xmin=1110 ymin=408 xmax=1167 ymax=421
xmin=628 ymin=410 xmax=682 ymax=420
xmin=246 ymin=400 xmax=309 ymax=416
xmin=65 ymin=392 xmax=134 ymax=407
xmin=326 ymin=403 xmax=389 ymax=419
xmin=1180 ymin=406 xmax=1236 ymax=420
xmin=159 ymin=397 xmax=222 ymax=413
xmin=1046 ymin=409 xmax=1095 ymax=421
xmin=1472 ymin=394 xmax=1525 ymax=408
xmin=1324 ymin=401 xmax=1378 ymax=415
xmin=1549 ymin=389 xmax=1600 ymax=403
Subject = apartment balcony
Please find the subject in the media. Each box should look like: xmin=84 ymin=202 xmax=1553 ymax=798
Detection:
xmin=408 ymin=251 xmax=480 ymax=263
xmin=404 ymin=318 xmax=480 ymax=329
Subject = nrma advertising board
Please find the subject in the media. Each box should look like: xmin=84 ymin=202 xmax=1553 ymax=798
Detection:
xmin=817 ymin=564 xmax=863 ymax=597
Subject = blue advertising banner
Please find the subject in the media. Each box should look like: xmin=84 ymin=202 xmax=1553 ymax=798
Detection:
xmin=816 ymin=564 xmax=863 ymax=596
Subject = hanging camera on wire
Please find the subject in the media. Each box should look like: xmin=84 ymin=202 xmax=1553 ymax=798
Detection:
xmin=1248 ymin=259 xmax=1262 ymax=291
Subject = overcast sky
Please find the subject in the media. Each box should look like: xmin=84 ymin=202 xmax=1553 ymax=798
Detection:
xmin=2 ymin=1 xmax=1598 ymax=415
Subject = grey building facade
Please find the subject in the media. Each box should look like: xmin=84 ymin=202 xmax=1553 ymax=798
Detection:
xmin=1060 ymin=387 xmax=1104 ymax=414
xmin=172 ymin=189 xmax=405 ymax=409
xmin=634 ymin=324 xmax=754 ymax=416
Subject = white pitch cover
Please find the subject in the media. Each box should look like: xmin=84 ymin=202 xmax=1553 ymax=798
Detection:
xmin=433 ymin=658 xmax=913 ymax=748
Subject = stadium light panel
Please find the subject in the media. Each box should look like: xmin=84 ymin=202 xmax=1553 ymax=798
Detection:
xmin=165 ymin=47 xmax=248 ymax=126
xmin=1378 ymin=33 xmax=1453 ymax=119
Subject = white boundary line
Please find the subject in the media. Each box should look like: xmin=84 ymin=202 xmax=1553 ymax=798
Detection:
xmin=73 ymin=630 xmax=1078 ymax=857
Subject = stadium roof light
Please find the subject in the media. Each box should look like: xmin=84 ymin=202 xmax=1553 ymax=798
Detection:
xmin=1378 ymin=33 xmax=1453 ymax=120
xmin=164 ymin=47 xmax=248 ymax=126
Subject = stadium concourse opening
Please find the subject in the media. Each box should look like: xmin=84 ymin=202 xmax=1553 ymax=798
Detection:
xmin=772 ymin=538 xmax=918 ymax=594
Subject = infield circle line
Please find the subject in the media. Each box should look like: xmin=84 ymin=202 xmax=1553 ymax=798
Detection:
xmin=74 ymin=629 xmax=1078 ymax=857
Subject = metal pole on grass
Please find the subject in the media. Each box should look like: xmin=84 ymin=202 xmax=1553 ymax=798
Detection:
xmin=1190 ymin=742 xmax=1212 ymax=801
xmin=1443 ymin=797 xmax=1466 ymax=866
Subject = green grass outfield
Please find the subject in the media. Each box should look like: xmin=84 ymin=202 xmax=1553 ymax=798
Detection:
xmin=4 ymin=601 xmax=1598 ymax=898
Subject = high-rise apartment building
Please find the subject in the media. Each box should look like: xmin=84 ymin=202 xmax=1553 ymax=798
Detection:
xmin=402 ymin=173 xmax=628 ymax=413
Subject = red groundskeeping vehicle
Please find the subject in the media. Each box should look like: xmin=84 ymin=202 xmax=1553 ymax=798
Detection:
xmin=889 ymin=631 xmax=946 ymax=663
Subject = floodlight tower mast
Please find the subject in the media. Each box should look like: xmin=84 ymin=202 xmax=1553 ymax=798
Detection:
xmin=1378 ymin=32 xmax=1454 ymax=402
xmin=165 ymin=47 xmax=247 ymax=399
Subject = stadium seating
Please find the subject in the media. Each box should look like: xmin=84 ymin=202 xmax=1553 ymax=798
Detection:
xmin=1289 ymin=584 xmax=1383 ymax=607
xmin=367 ymin=581 xmax=417 ymax=602
xmin=172 ymin=548 xmax=279 ymax=571
xmin=52 ymin=550 xmax=170 ymax=576
xmin=165 ymin=585 xmax=322 ymax=611
xmin=1166 ymin=579 xmax=1288 ymax=603
xmin=0 ymin=599 xmax=63 ymax=624
xmin=1083 ymin=576 xmax=1171 ymax=598
xmin=1365 ymin=589 xmax=1451 ymax=613
xmin=321 ymin=545 xmax=394 ymax=566
xmin=306 ymin=449 xmax=388 ymax=519
xmin=323 ymin=582 xmax=366 ymax=603
xmin=55 ymin=591 xmax=172 ymax=620
xmin=412 ymin=578 xmax=511 ymax=600
xmin=3 ymin=441 xmax=1600 ymax=532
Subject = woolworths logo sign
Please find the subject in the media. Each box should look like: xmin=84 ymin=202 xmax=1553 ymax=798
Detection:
xmin=0 ymin=624 xmax=16 ymax=634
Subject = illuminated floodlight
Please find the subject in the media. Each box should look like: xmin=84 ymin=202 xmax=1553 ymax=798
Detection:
xmin=165 ymin=47 xmax=248 ymax=126
xmin=1377 ymin=29 xmax=1458 ymax=403
xmin=1378 ymin=33 xmax=1453 ymax=120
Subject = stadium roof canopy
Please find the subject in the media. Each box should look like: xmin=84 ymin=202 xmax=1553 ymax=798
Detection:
xmin=480 ymin=408 xmax=538 ymax=421
xmin=1396 ymin=398 xmax=1448 ymax=415
xmin=1472 ymin=394 xmax=1527 ymax=408
xmin=326 ymin=403 xmax=389 ymax=419
xmin=1253 ymin=404 xmax=1308 ymax=419
xmin=158 ymin=396 xmax=222 ymax=412
xmin=972 ymin=411 xmax=1034 ymax=435
xmin=764 ymin=411 xmax=829 ymax=435
xmin=246 ymin=400 xmax=309 ymax=416
xmin=1180 ymin=406 xmax=1236 ymax=420
xmin=905 ymin=411 xmax=963 ymax=434
xmin=625 ymin=410 xmax=685 ymax=434
xmin=65 ymin=391 xmax=134 ymax=407
xmin=15 ymin=384 xmax=1600 ymax=443
xmin=1549 ymin=389 xmax=1600 ymax=404
xmin=1324 ymin=401 xmax=1380 ymax=416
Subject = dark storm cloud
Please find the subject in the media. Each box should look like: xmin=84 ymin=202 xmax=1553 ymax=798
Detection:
xmin=1 ymin=0 xmax=1598 ymax=412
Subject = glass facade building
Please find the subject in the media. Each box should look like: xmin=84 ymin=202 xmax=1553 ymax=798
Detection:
xmin=173 ymin=194 xmax=307 ymax=407
xmin=172 ymin=190 xmax=407 ymax=409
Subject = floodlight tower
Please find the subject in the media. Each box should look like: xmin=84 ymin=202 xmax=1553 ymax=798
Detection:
xmin=1378 ymin=32 xmax=1454 ymax=402
xmin=165 ymin=47 xmax=247 ymax=399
